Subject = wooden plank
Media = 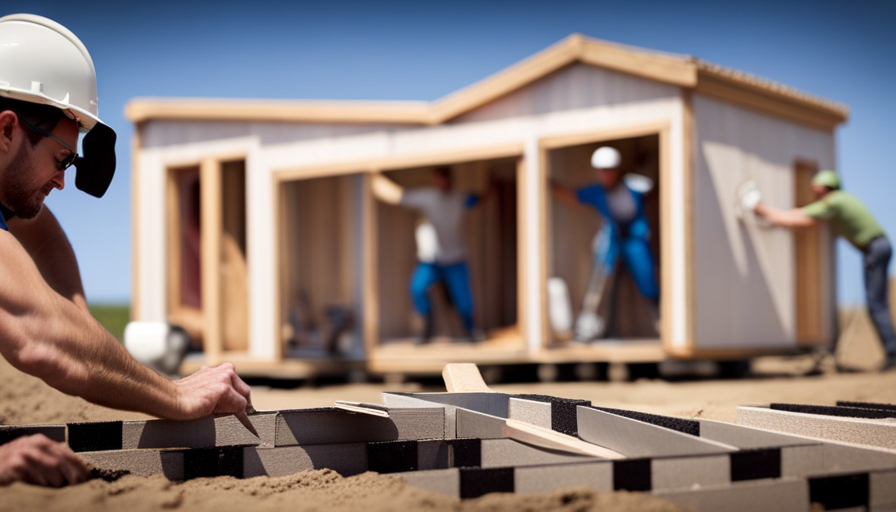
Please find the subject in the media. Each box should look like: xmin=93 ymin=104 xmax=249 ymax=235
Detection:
xmin=130 ymin=125 xmax=143 ymax=321
xmin=165 ymin=168 xmax=182 ymax=316
xmin=681 ymin=91 xmax=695 ymax=352
xmin=794 ymin=160 xmax=825 ymax=345
xmin=199 ymin=158 xmax=223 ymax=365
xmin=362 ymin=173 xmax=378 ymax=359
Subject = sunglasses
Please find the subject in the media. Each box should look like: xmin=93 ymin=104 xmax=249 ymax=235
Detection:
xmin=17 ymin=116 xmax=80 ymax=171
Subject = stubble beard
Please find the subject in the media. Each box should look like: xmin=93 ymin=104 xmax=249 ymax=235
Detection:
xmin=3 ymin=144 xmax=46 ymax=219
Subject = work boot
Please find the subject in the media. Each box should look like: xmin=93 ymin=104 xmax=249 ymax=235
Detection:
xmin=416 ymin=313 xmax=434 ymax=346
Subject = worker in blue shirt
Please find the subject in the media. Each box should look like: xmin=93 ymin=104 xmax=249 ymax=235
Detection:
xmin=551 ymin=146 xmax=659 ymax=337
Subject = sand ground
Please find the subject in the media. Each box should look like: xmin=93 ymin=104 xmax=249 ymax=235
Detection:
xmin=1 ymin=308 xmax=894 ymax=511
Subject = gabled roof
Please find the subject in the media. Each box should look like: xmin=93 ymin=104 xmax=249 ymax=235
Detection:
xmin=126 ymin=34 xmax=848 ymax=130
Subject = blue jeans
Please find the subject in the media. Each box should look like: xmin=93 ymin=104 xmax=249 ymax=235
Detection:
xmin=864 ymin=236 xmax=896 ymax=357
xmin=410 ymin=261 xmax=474 ymax=332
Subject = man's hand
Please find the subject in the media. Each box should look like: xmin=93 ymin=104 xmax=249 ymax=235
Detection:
xmin=0 ymin=434 xmax=88 ymax=487
xmin=172 ymin=363 xmax=253 ymax=420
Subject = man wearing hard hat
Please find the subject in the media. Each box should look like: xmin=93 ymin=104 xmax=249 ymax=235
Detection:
xmin=753 ymin=170 xmax=896 ymax=371
xmin=0 ymin=14 xmax=254 ymax=486
xmin=552 ymin=146 xmax=660 ymax=338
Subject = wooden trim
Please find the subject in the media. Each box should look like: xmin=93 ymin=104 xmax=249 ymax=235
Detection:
xmin=273 ymin=174 xmax=288 ymax=362
xmin=695 ymin=71 xmax=846 ymax=130
xmin=515 ymin=157 xmax=530 ymax=350
xmin=362 ymin=173 xmax=378 ymax=358
xmin=793 ymin=159 xmax=826 ymax=346
xmin=665 ymin=345 xmax=798 ymax=360
xmin=165 ymin=169 xmax=182 ymax=315
xmin=537 ymin=147 xmax=550 ymax=349
xmin=130 ymin=125 xmax=142 ymax=321
xmin=274 ymin=143 xmax=525 ymax=182
xmin=658 ymin=126 xmax=674 ymax=352
xmin=539 ymin=122 xmax=672 ymax=151
xmin=578 ymin=39 xmax=696 ymax=88
xmin=200 ymin=158 xmax=223 ymax=365
xmin=681 ymin=91 xmax=696 ymax=353
xmin=125 ymin=99 xmax=430 ymax=125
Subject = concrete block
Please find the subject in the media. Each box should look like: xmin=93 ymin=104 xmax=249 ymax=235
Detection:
xmin=455 ymin=408 xmax=506 ymax=440
xmin=0 ymin=424 xmax=65 ymax=445
xmin=656 ymin=478 xmax=810 ymax=512
xmin=399 ymin=468 xmax=460 ymax=497
xmin=738 ymin=405 xmax=896 ymax=450
xmin=122 ymin=413 xmax=273 ymax=450
xmin=577 ymin=407 xmax=736 ymax=458
xmin=871 ymin=469 xmax=896 ymax=510
xmin=381 ymin=393 xmax=458 ymax=439
xmin=512 ymin=394 xmax=590 ymax=436
xmin=507 ymin=397 xmax=552 ymax=430
xmin=243 ymin=443 xmax=367 ymax=477
xmin=275 ymin=407 xmax=444 ymax=446
xmin=481 ymin=438 xmax=595 ymax=468
xmin=652 ymin=454 xmax=730 ymax=490
xmin=698 ymin=418 xmax=818 ymax=449
xmin=514 ymin=461 xmax=612 ymax=494
xmin=81 ymin=449 xmax=185 ymax=480
xmin=67 ymin=414 xmax=273 ymax=452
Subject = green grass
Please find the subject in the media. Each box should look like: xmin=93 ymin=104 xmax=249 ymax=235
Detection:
xmin=89 ymin=303 xmax=131 ymax=341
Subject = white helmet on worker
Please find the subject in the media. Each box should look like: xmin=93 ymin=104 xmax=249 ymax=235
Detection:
xmin=591 ymin=146 xmax=621 ymax=170
xmin=0 ymin=13 xmax=116 ymax=197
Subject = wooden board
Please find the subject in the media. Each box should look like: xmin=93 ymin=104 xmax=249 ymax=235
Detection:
xmin=793 ymin=160 xmax=825 ymax=345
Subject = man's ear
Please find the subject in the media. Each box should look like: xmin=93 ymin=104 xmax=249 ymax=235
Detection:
xmin=0 ymin=111 xmax=18 ymax=153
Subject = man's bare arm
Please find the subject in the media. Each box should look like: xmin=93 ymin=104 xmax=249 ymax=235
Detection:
xmin=6 ymin=206 xmax=87 ymax=311
xmin=753 ymin=202 xmax=817 ymax=228
xmin=0 ymin=230 xmax=251 ymax=420
xmin=550 ymin=180 xmax=581 ymax=208
xmin=371 ymin=172 xmax=403 ymax=205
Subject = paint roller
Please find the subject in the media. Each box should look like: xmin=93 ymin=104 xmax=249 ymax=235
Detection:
xmin=124 ymin=321 xmax=192 ymax=375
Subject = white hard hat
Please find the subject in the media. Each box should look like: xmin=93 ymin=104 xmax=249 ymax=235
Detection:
xmin=0 ymin=14 xmax=117 ymax=197
xmin=591 ymin=146 xmax=621 ymax=169
xmin=0 ymin=13 xmax=101 ymax=131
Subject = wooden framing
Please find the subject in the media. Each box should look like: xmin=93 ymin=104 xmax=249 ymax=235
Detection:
xmin=794 ymin=159 xmax=825 ymax=346
xmin=538 ymin=122 xmax=671 ymax=350
xmin=129 ymin=33 xmax=850 ymax=377
xmin=130 ymin=125 xmax=142 ymax=321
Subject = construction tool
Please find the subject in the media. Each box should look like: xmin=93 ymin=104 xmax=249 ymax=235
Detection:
xmin=574 ymin=224 xmax=616 ymax=341
xmin=441 ymin=364 xmax=623 ymax=459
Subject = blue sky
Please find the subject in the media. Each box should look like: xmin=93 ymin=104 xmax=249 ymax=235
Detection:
xmin=3 ymin=0 xmax=894 ymax=305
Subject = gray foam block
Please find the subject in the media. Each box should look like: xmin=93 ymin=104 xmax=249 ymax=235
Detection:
xmin=698 ymin=418 xmax=818 ymax=449
xmin=275 ymin=407 xmax=445 ymax=446
xmin=398 ymin=468 xmax=460 ymax=497
xmin=121 ymin=413 xmax=275 ymax=450
xmin=481 ymin=438 xmax=596 ymax=468
xmin=455 ymin=408 xmax=506 ymax=440
xmin=738 ymin=406 xmax=896 ymax=450
xmin=382 ymin=393 xmax=458 ymax=439
xmin=385 ymin=393 xmax=509 ymax=418
xmin=242 ymin=443 xmax=367 ymax=477
xmin=652 ymin=454 xmax=730 ymax=491
xmin=507 ymin=397 xmax=552 ymax=429
xmin=872 ymin=469 xmax=896 ymax=510
xmin=577 ymin=406 xmax=736 ymax=458
xmin=655 ymin=478 xmax=810 ymax=512
xmin=0 ymin=425 xmax=66 ymax=445
xmin=81 ymin=449 xmax=184 ymax=480
xmin=514 ymin=462 xmax=612 ymax=494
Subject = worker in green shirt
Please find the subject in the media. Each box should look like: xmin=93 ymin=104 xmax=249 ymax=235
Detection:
xmin=753 ymin=170 xmax=895 ymax=371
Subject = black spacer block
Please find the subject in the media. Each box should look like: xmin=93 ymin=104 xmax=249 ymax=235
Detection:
xmin=613 ymin=458 xmax=651 ymax=491
xmin=730 ymin=448 xmax=781 ymax=481
xmin=591 ymin=406 xmax=700 ymax=436
xmin=0 ymin=426 xmax=66 ymax=446
xmin=459 ymin=467 xmax=514 ymax=499
xmin=183 ymin=447 xmax=244 ymax=480
xmin=67 ymin=421 xmax=123 ymax=452
xmin=837 ymin=400 xmax=896 ymax=412
xmin=513 ymin=394 xmax=589 ymax=437
xmin=809 ymin=473 xmax=869 ymax=510
xmin=367 ymin=440 xmax=418 ymax=473
xmin=450 ymin=438 xmax=481 ymax=468
xmin=770 ymin=403 xmax=896 ymax=419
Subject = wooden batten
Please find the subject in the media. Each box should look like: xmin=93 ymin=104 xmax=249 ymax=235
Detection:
xmin=130 ymin=125 xmax=143 ymax=321
xmin=200 ymin=158 xmax=223 ymax=365
xmin=680 ymin=91 xmax=695 ymax=353
xmin=362 ymin=173 xmax=378 ymax=359
xmin=794 ymin=160 xmax=825 ymax=345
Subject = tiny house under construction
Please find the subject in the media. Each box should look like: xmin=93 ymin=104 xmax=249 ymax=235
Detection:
xmin=126 ymin=34 xmax=848 ymax=377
